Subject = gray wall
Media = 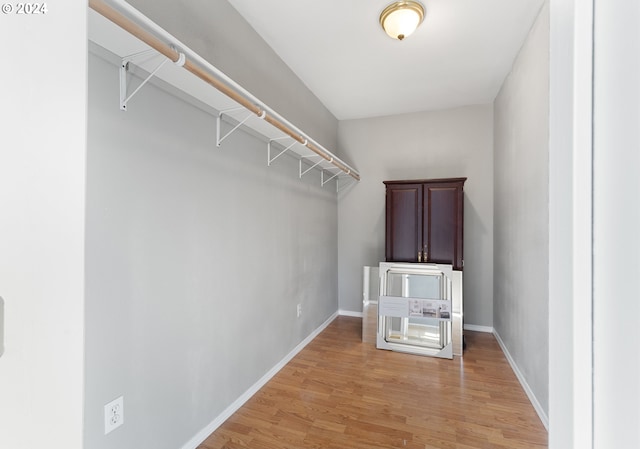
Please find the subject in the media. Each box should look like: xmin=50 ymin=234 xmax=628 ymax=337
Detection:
xmin=84 ymin=48 xmax=338 ymax=449
xmin=128 ymin=0 xmax=339 ymax=151
xmin=493 ymin=3 xmax=549 ymax=417
xmin=337 ymin=105 xmax=494 ymax=326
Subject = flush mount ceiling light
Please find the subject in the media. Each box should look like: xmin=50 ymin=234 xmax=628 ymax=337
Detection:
xmin=379 ymin=1 xmax=425 ymax=41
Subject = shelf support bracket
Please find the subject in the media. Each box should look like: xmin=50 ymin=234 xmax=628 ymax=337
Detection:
xmin=120 ymin=49 xmax=185 ymax=111
xmin=268 ymin=138 xmax=304 ymax=166
xmin=299 ymin=155 xmax=324 ymax=179
xmin=217 ymin=107 xmax=264 ymax=147
xmin=321 ymin=169 xmax=340 ymax=187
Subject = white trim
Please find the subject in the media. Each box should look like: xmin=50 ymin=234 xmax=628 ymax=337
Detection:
xmin=571 ymin=1 xmax=594 ymax=447
xmin=493 ymin=329 xmax=549 ymax=431
xmin=463 ymin=324 xmax=494 ymax=333
xmin=339 ymin=309 xmax=363 ymax=318
xmin=549 ymin=1 xmax=595 ymax=446
xmin=179 ymin=312 xmax=339 ymax=449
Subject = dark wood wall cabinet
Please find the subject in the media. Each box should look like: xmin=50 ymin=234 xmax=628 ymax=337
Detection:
xmin=384 ymin=178 xmax=466 ymax=270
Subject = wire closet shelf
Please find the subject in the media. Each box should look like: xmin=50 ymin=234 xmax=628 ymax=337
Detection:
xmin=88 ymin=0 xmax=360 ymax=191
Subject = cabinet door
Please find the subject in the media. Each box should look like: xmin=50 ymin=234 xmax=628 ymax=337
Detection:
xmin=424 ymin=183 xmax=464 ymax=269
xmin=385 ymin=184 xmax=423 ymax=262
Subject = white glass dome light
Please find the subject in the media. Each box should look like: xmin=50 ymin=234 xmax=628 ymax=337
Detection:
xmin=379 ymin=1 xmax=425 ymax=41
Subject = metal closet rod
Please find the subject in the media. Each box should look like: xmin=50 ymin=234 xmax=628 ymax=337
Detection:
xmin=89 ymin=0 xmax=360 ymax=182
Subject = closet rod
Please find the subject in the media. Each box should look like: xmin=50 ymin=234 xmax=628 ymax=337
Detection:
xmin=89 ymin=0 xmax=360 ymax=182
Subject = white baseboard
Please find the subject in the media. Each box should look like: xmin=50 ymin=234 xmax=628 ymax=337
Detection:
xmin=179 ymin=311 xmax=339 ymax=449
xmin=339 ymin=309 xmax=363 ymax=318
xmin=463 ymin=323 xmax=494 ymax=333
xmin=492 ymin=329 xmax=549 ymax=431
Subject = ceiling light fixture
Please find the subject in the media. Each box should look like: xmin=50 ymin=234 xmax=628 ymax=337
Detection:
xmin=379 ymin=1 xmax=425 ymax=41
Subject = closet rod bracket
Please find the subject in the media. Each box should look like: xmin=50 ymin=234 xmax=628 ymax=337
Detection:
xmin=321 ymin=170 xmax=340 ymax=187
xmin=299 ymin=155 xmax=324 ymax=179
xmin=216 ymin=107 xmax=258 ymax=147
xmin=119 ymin=49 xmax=184 ymax=111
xmin=268 ymin=138 xmax=296 ymax=166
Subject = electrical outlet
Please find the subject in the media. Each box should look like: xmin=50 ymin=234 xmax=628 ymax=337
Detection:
xmin=104 ymin=396 xmax=124 ymax=434
xmin=296 ymin=303 xmax=302 ymax=318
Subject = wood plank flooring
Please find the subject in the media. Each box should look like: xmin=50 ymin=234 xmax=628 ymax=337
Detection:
xmin=199 ymin=316 xmax=547 ymax=449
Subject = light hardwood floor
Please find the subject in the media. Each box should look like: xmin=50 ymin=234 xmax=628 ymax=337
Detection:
xmin=199 ymin=316 xmax=547 ymax=449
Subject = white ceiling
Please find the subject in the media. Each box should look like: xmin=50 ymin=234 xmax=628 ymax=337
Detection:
xmin=227 ymin=0 xmax=544 ymax=120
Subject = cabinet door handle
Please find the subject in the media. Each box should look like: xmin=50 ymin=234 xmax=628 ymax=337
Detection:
xmin=418 ymin=251 xmax=423 ymax=263
xmin=423 ymin=243 xmax=428 ymax=260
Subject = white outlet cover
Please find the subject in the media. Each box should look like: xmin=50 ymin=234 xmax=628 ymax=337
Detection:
xmin=104 ymin=396 xmax=124 ymax=434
